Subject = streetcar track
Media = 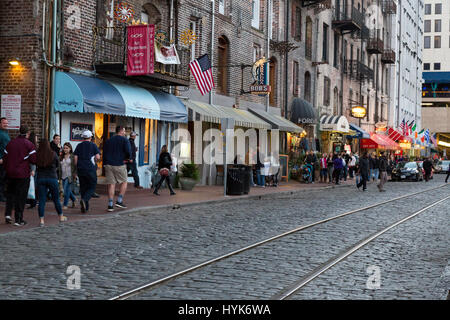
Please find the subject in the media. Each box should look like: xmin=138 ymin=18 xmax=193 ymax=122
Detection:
xmin=110 ymin=183 xmax=449 ymax=300
xmin=273 ymin=194 xmax=450 ymax=300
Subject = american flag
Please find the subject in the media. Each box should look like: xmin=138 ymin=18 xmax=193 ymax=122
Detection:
xmin=189 ymin=54 xmax=214 ymax=95
xmin=399 ymin=118 xmax=406 ymax=135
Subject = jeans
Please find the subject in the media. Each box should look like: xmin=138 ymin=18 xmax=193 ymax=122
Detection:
xmin=37 ymin=177 xmax=62 ymax=218
xmin=341 ymin=165 xmax=348 ymax=181
xmin=256 ymin=169 xmax=265 ymax=186
xmin=78 ymin=170 xmax=97 ymax=211
xmin=127 ymin=161 xmax=140 ymax=187
xmin=327 ymin=167 xmax=334 ymax=183
xmin=62 ymin=177 xmax=76 ymax=206
xmin=320 ymin=169 xmax=328 ymax=179
xmin=371 ymin=168 xmax=379 ymax=180
xmin=357 ymin=173 xmax=368 ymax=190
xmin=154 ymin=175 xmax=175 ymax=194
xmin=249 ymin=170 xmax=255 ymax=186
xmin=378 ymin=171 xmax=388 ymax=190
xmin=348 ymin=166 xmax=355 ymax=178
xmin=5 ymin=177 xmax=30 ymax=223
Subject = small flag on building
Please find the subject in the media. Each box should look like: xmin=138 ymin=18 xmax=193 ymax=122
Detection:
xmin=424 ymin=129 xmax=430 ymax=144
xmin=189 ymin=54 xmax=215 ymax=95
xmin=399 ymin=118 xmax=406 ymax=135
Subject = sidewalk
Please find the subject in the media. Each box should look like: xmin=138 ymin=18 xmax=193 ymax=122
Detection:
xmin=0 ymin=179 xmax=355 ymax=234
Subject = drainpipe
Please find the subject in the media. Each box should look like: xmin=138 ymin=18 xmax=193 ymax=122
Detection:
xmin=396 ymin=0 xmax=402 ymax=128
xmin=266 ymin=0 xmax=271 ymax=113
xmin=169 ymin=0 xmax=174 ymax=95
xmin=209 ymin=0 xmax=215 ymax=105
xmin=49 ymin=0 xmax=58 ymax=139
xmin=284 ymin=0 xmax=289 ymax=118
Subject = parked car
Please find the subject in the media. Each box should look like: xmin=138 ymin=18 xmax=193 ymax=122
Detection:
xmin=391 ymin=161 xmax=423 ymax=181
xmin=416 ymin=161 xmax=433 ymax=179
xmin=437 ymin=160 xmax=450 ymax=173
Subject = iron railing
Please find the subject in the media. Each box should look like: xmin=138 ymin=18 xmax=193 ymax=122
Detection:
xmin=332 ymin=5 xmax=364 ymax=29
xmin=344 ymin=60 xmax=374 ymax=82
xmin=93 ymin=26 xmax=190 ymax=82
xmin=381 ymin=48 xmax=396 ymax=64
xmin=367 ymin=29 xmax=384 ymax=54
xmin=382 ymin=0 xmax=397 ymax=14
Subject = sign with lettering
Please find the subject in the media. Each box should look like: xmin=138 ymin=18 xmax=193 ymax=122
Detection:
xmin=1 ymin=95 xmax=21 ymax=129
xmin=250 ymin=58 xmax=270 ymax=95
xmin=127 ymin=24 xmax=155 ymax=76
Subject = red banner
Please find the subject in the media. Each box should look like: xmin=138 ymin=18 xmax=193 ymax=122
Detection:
xmin=361 ymin=139 xmax=377 ymax=149
xmin=126 ymin=25 xmax=155 ymax=76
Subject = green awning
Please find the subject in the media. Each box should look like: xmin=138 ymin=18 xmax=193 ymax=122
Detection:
xmin=247 ymin=108 xmax=304 ymax=133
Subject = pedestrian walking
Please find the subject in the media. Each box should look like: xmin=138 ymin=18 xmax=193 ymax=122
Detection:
xmin=319 ymin=153 xmax=327 ymax=183
xmin=36 ymin=139 xmax=68 ymax=227
xmin=0 ymin=117 xmax=10 ymax=202
xmin=333 ymin=154 xmax=343 ymax=185
xmin=3 ymin=125 xmax=36 ymax=226
xmin=127 ymin=132 xmax=142 ymax=189
xmin=59 ymin=142 xmax=77 ymax=209
xmin=377 ymin=151 xmax=388 ymax=192
xmin=327 ymin=153 xmax=334 ymax=183
xmin=445 ymin=164 xmax=450 ymax=183
xmin=348 ymin=152 xmax=356 ymax=179
xmin=423 ymin=157 xmax=433 ymax=182
xmin=73 ymin=130 xmax=100 ymax=213
xmin=357 ymin=152 xmax=370 ymax=191
xmin=153 ymin=145 xmax=176 ymax=195
xmin=103 ymin=126 xmax=131 ymax=212
xmin=370 ymin=152 xmax=380 ymax=181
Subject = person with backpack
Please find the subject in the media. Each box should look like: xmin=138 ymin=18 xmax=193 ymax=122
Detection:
xmin=36 ymin=139 xmax=68 ymax=227
xmin=153 ymin=145 xmax=176 ymax=195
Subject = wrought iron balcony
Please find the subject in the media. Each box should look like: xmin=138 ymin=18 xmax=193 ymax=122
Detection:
xmin=381 ymin=49 xmax=396 ymax=64
xmin=302 ymin=0 xmax=332 ymax=13
xmin=382 ymin=0 xmax=397 ymax=15
xmin=367 ymin=30 xmax=384 ymax=54
xmin=332 ymin=5 xmax=364 ymax=31
xmin=92 ymin=26 xmax=190 ymax=87
xmin=344 ymin=60 xmax=374 ymax=82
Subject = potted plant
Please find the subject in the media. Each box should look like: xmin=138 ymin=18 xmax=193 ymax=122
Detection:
xmin=178 ymin=163 xmax=200 ymax=191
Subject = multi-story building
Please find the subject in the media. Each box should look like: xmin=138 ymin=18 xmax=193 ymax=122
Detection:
xmin=422 ymin=0 xmax=450 ymax=156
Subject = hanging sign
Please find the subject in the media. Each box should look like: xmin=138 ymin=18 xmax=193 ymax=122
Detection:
xmin=1 ymin=95 xmax=21 ymax=129
xmin=126 ymin=24 xmax=155 ymax=76
xmin=250 ymin=58 xmax=271 ymax=95
xmin=375 ymin=122 xmax=387 ymax=133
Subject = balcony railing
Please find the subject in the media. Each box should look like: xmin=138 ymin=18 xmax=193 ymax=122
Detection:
xmin=381 ymin=49 xmax=396 ymax=64
xmin=382 ymin=0 xmax=397 ymax=15
xmin=93 ymin=26 xmax=190 ymax=87
xmin=344 ymin=60 xmax=374 ymax=82
xmin=367 ymin=30 xmax=384 ymax=54
xmin=332 ymin=5 xmax=364 ymax=31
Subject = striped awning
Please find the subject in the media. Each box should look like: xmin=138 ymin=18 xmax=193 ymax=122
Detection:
xmin=361 ymin=133 xmax=400 ymax=150
xmin=388 ymin=127 xmax=412 ymax=142
xmin=247 ymin=108 xmax=304 ymax=133
xmin=183 ymin=100 xmax=272 ymax=129
xmin=320 ymin=114 xmax=350 ymax=133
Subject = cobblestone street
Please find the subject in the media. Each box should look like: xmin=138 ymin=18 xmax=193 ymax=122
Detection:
xmin=0 ymin=176 xmax=448 ymax=300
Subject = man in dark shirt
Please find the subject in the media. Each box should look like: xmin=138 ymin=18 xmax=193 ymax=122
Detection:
xmin=377 ymin=151 xmax=388 ymax=192
xmin=50 ymin=134 xmax=61 ymax=156
xmin=423 ymin=157 xmax=433 ymax=182
xmin=127 ymin=132 xmax=142 ymax=189
xmin=0 ymin=117 xmax=10 ymax=202
xmin=357 ymin=152 xmax=370 ymax=191
xmin=103 ymin=126 xmax=131 ymax=212
xmin=74 ymin=130 xmax=100 ymax=213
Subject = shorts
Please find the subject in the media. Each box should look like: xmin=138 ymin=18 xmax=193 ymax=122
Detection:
xmin=105 ymin=165 xmax=128 ymax=184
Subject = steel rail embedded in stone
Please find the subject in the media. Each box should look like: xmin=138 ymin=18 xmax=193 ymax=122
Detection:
xmin=109 ymin=183 xmax=449 ymax=300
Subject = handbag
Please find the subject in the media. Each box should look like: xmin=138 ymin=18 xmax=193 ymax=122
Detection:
xmin=27 ymin=177 xmax=35 ymax=200
xmin=159 ymin=168 xmax=169 ymax=177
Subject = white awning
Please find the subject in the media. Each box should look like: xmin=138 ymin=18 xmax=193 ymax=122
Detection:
xmin=320 ymin=114 xmax=350 ymax=133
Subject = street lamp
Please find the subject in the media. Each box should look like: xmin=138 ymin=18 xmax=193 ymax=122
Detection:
xmin=9 ymin=58 xmax=20 ymax=66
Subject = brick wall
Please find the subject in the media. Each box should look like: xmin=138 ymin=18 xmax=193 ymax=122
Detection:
xmin=0 ymin=0 xmax=45 ymax=138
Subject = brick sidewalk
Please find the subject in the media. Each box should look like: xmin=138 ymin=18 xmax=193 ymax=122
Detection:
xmin=0 ymin=179 xmax=355 ymax=234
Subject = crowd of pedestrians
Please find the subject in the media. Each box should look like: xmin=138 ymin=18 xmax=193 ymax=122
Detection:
xmin=0 ymin=123 xmax=147 ymax=227
xmin=1 ymin=118 xmax=449 ymax=227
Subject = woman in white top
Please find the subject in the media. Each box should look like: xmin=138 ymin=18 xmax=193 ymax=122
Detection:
xmin=59 ymin=142 xmax=77 ymax=209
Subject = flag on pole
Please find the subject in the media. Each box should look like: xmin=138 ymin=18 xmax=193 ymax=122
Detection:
xmin=189 ymin=54 xmax=215 ymax=95
xmin=399 ymin=118 xmax=406 ymax=135
xmin=424 ymin=129 xmax=430 ymax=144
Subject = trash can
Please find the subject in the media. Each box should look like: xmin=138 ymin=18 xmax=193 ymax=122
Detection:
xmin=241 ymin=165 xmax=251 ymax=194
xmin=226 ymin=167 xmax=244 ymax=195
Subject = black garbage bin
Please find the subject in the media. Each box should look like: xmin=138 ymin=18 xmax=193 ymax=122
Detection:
xmin=241 ymin=165 xmax=251 ymax=194
xmin=226 ymin=167 xmax=244 ymax=195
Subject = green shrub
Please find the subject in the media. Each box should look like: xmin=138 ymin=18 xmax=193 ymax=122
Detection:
xmin=180 ymin=163 xmax=200 ymax=181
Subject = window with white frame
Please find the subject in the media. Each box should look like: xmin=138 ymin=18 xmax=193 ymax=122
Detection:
xmin=219 ymin=0 xmax=225 ymax=15
xmin=251 ymin=0 xmax=260 ymax=29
